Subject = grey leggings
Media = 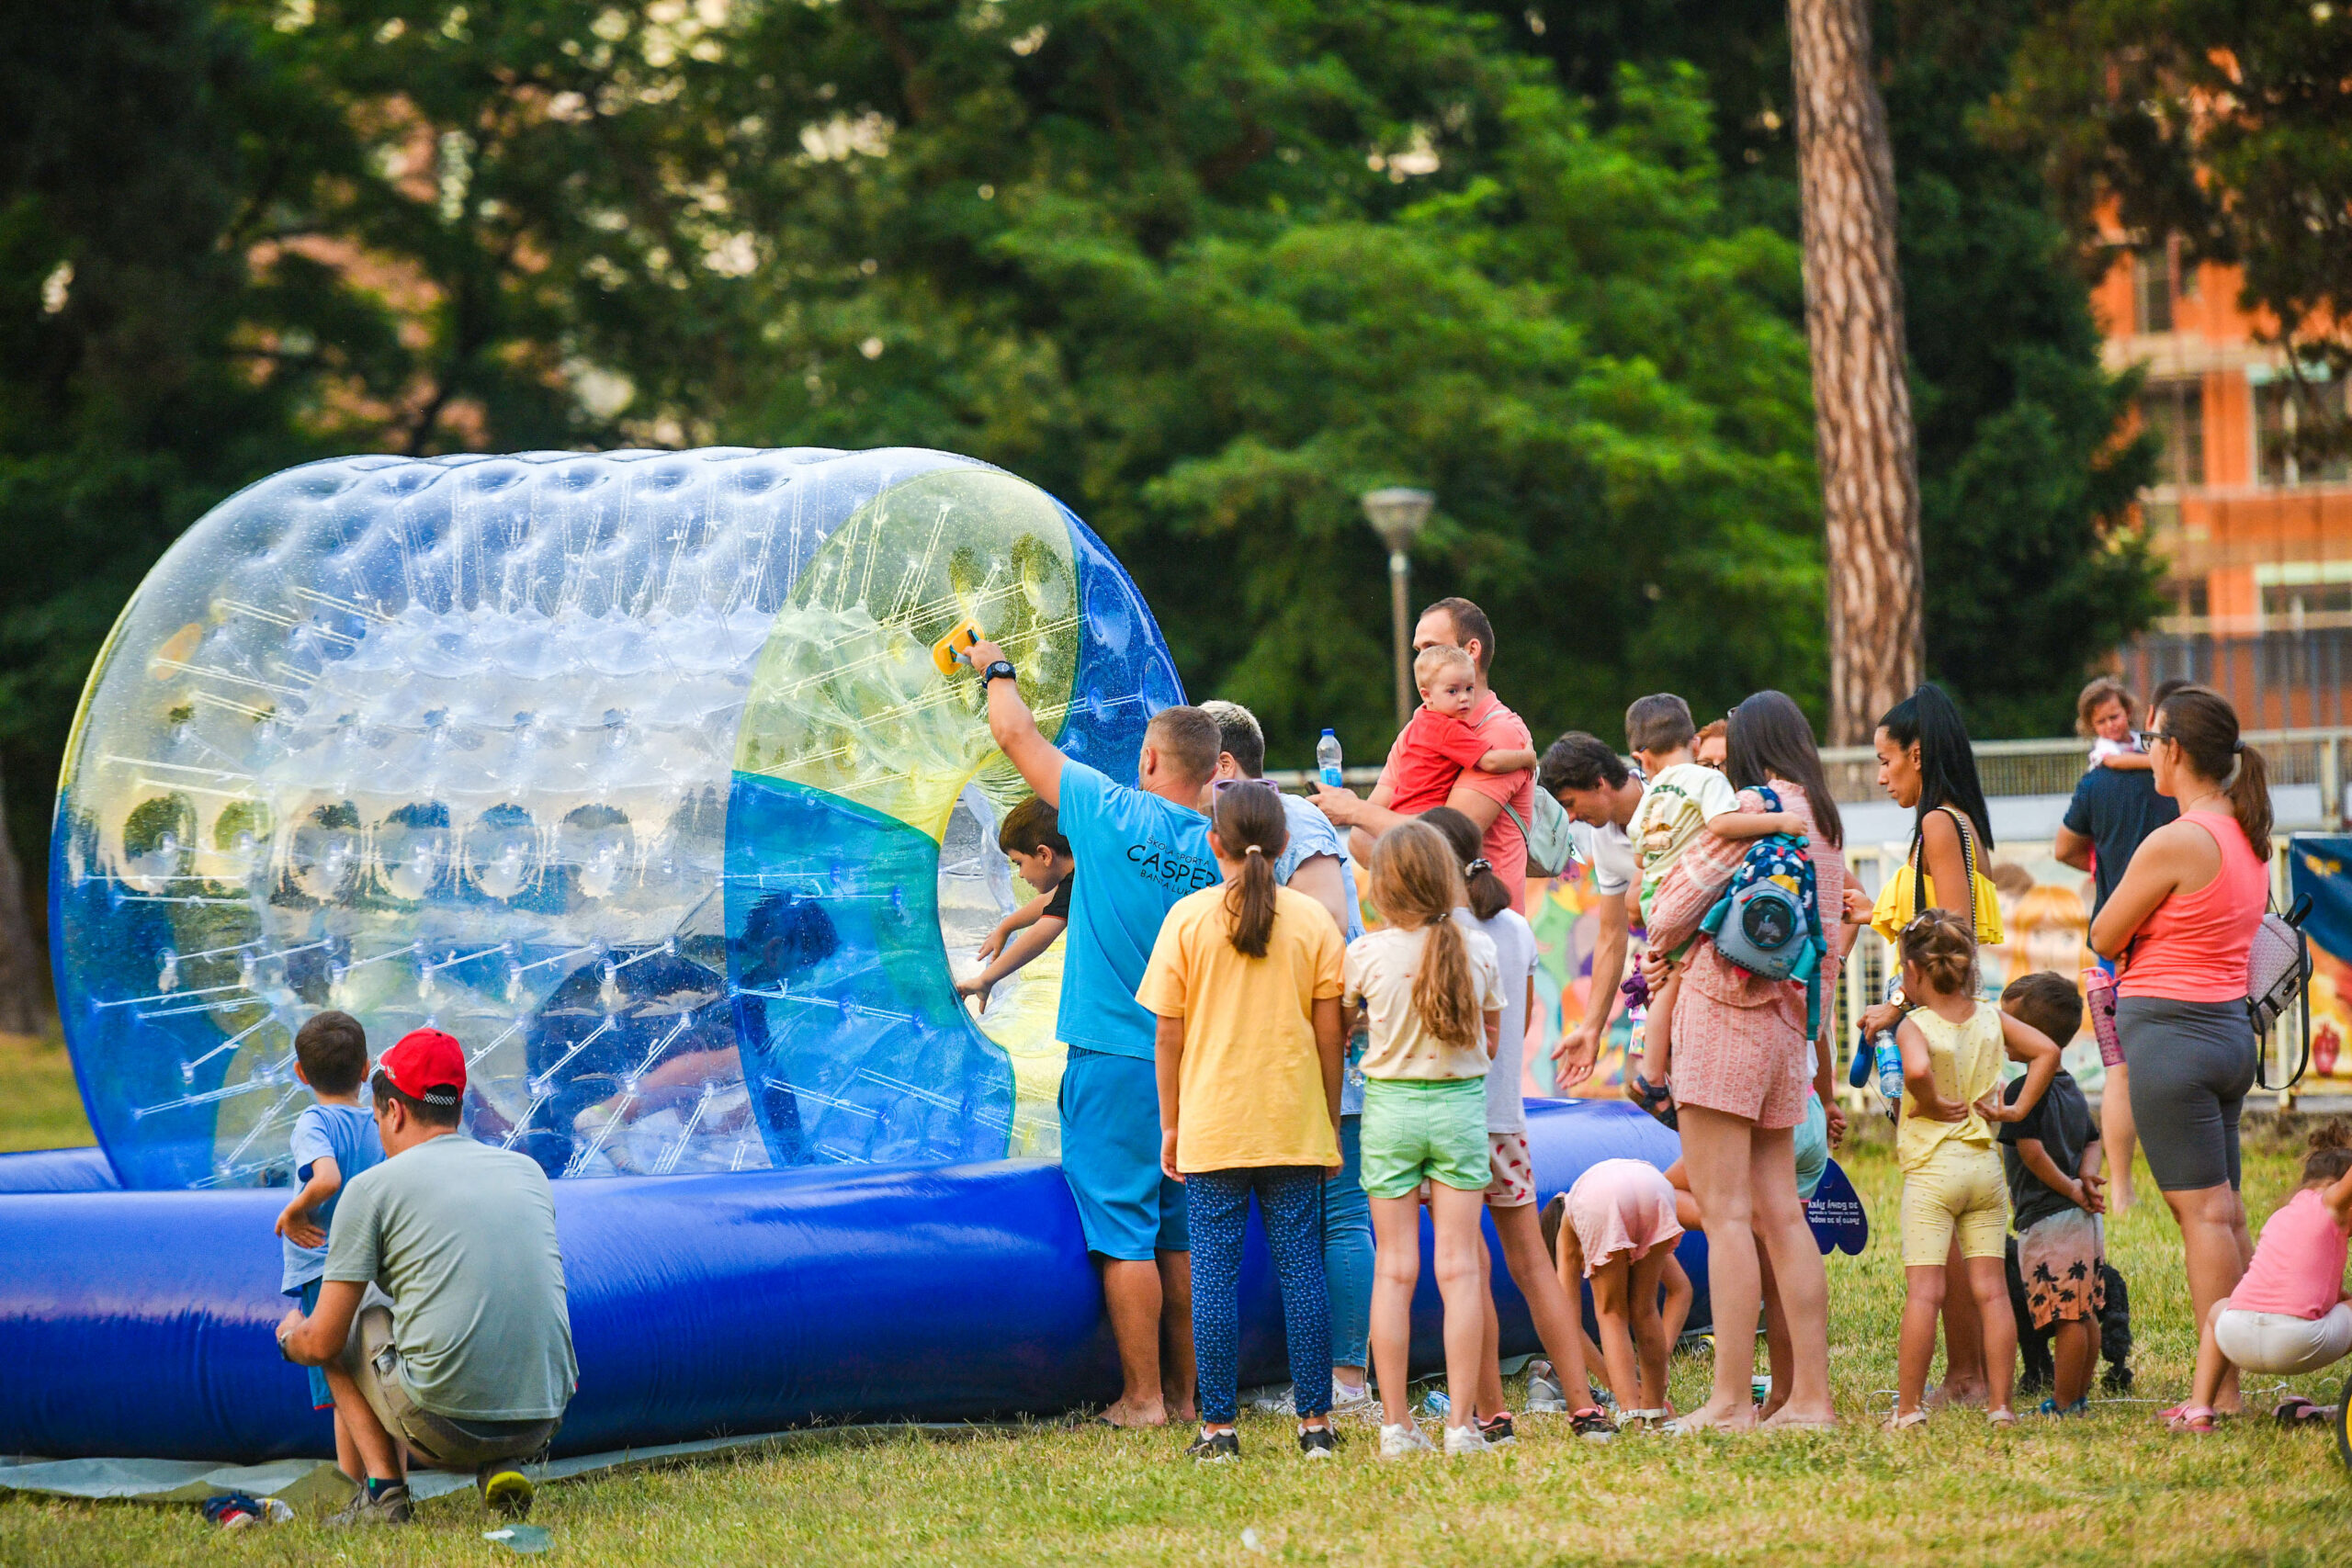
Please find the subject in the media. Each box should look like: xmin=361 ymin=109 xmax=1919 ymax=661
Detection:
xmin=2118 ymin=997 xmax=2257 ymax=1193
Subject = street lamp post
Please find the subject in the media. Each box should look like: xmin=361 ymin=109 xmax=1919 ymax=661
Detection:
xmin=1361 ymin=488 xmax=1435 ymax=730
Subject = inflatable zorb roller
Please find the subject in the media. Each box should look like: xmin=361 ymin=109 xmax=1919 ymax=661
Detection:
xmin=51 ymin=446 xmax=1181 ymax=1190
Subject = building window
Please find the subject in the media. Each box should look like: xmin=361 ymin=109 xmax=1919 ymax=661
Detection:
xmin=2256 ymin=379 xmax=2352 ymax=487
xmin=2181 ymin=579 xmax=2210 ymax=619
xmin=2133 ymin=251 xmax=2173 ymax=333
xmin=2261 ymin=582 xmax=2352 ymax=627
xmin=2143 ymin=380 xmax=2204 ymax=487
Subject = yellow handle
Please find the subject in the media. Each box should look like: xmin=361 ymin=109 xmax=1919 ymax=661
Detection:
xmin=931 ymin=617 xmax=983 ymax=677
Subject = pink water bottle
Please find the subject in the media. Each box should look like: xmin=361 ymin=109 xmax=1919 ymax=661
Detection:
xmin=2083 ymin=963 xmax=2123 ymax=1068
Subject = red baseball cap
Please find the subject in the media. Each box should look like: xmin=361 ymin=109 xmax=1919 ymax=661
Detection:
xmin=378 ymin=1028 xmax=466 ymax=1108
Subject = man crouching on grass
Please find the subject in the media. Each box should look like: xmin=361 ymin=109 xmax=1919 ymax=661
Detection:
xmin=276 ymin=1028 xmax=577 ymax=1527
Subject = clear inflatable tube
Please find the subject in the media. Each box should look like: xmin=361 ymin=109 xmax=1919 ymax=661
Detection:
xmin=0 ymin=1100 xmax=1701 ymax=1461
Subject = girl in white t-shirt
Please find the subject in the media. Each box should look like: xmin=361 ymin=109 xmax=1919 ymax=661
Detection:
xmin=1345 ymin=820 xmax=1505 ymax=1459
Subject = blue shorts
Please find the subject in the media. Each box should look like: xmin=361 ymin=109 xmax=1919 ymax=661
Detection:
xmin=296 ymin=1278 xmax=334 ymax=1410
xmin=1057 ymin=1047 xmax=1188 ymax=1261
xmin=1793 ymin=1092 xmax=1829 ymax=1202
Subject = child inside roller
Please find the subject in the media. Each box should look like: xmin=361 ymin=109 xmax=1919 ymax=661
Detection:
xmin=958 ymin=795 xmax=1074 ymax=1010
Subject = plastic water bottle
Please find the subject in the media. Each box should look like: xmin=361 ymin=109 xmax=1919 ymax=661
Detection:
xmin=1317 ymin=728 xmax=1344 ymax=789
xmin=1873 ymin=1028 xmax=1905 ymax=1106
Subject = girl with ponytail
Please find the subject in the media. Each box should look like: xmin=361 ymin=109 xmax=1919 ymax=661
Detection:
xmin=1138 ymin=780 xmax=1348 ymax=1461
xmin=1347 ymin=819 xmax=1509 ymax=1457
xmin=2089 ymin=683 xmax=2273 ymax=1415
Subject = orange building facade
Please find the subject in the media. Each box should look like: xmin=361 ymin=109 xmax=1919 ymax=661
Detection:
xmin=2098 ymin=251 xmax=2352 ymax=728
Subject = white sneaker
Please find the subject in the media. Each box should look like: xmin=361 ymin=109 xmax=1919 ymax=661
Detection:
xmin=1443 ymin=1422 xmax=1496 ymax=1457
xmin=1525 ymin=1360 xmax=1568 ymax=1414
xmin=1253 ymin=1380 xmax=1377 ymax=1419
xmin=1378 ymin=1421 xmax=1437 ymax=1459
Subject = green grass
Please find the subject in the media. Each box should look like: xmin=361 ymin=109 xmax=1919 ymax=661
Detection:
xmin=3 ymin=1064 xmax=2348 ymax=1562
xmin=0 ymin=1028 xmax=94 ymax=1153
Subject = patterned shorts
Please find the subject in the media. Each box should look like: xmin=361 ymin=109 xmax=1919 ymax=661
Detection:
xmin=2017 ymin=1209 xmax=2106 ymax=1328
xmin=1484 ymin=1131 xmax=1535 ymax=1209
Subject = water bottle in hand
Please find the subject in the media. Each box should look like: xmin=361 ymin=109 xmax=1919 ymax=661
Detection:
xmin=1873 ymin=1030 xmax=1905 ymax=1107
xmin=1317 ymin=728 xmax=1344 ymax=789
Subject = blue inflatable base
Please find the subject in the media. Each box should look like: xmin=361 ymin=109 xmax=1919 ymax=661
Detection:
xmin=0 ymin=1100 xmax=1701 ymax=1461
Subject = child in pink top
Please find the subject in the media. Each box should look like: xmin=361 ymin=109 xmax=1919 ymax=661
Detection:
xmin=2170 ymin=1123 xmax=2352 ymax=1433
xmin=1551 ymin=1157 xmax=1684 ymax=1427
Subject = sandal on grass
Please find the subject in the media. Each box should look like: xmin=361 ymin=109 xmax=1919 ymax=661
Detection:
xmin=1884 ymin=1409 xmax=1928 ymax=1432
xmin=2165 ymin=1404 xmax=2218 ymax=1434
xmin=2275 ymin=1395 xmax=2333 ymax=1426
xmin=1988 ymin=1407 xmax=2018 ymax=1427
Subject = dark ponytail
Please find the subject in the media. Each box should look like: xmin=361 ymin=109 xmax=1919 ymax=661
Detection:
xmin=1211 ymin=781 xmax=1291 ymax=957
xmin=2156 ymin=685 xmax=2272 ymax=859
xmin=1421 ymin=807 xmax=1510 ymax=919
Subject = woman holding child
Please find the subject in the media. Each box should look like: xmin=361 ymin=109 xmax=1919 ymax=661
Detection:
xmin=1638 ymin=691 xmax=1843 ymax=1430
xmin=2088 ymin=684 xmax=2271 ymax=1416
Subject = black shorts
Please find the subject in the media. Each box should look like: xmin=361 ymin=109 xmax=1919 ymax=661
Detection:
xmin=2118 ymin=997 xmax=2257 ymax=1193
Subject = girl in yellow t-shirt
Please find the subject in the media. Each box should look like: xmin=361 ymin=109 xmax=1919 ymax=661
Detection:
xmin=1887 ymin=909 xmax=2060 ymax=1432
xmin=1137 ymin=779 xmax=1345 ymax=1463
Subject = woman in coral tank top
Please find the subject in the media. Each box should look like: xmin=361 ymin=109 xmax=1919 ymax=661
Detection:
xmin=2090 ymin=685 xmax=2272 ymax=1412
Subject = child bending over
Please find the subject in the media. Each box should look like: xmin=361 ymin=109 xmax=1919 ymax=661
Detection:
xmin=2168 ymin=1122 xmax=2352 ymax=1434
xmin=273 ymin=1010 xmax=384 ymax=1483
xmin=1380 ymin=645 xmax=1539 ymax=815
xmin=1348 ymin=820 xmax=1507 ymax=1459
xmin=958 ymin=795 xmax=1073 ymax=1010
xmin=1554 ymin=1159 xmax=1684 ymax=1427
xmin=1140 ymin=779 xmax=1347 ymax=1462
xmin=1889 ymin=910 xmax=2060 ymax=1429
xmin=1996 ymin=972 xmax=2108 ymax=1416
xmin=1620 ymin=693 xmax=1801 ymax=1115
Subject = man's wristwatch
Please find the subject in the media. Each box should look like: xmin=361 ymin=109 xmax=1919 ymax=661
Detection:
xmin=979 ymin=660 xmax=1016 ymax=687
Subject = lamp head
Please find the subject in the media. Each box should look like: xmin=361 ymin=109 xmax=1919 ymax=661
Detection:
xmin=1360 ymin=488 xmax=1434 ymax=554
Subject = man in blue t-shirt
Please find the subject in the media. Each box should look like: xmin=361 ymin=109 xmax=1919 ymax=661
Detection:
xmin=966 ymin=634 xmax=1219 ymax=1428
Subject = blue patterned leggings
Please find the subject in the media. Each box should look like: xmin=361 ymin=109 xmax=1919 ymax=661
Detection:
xmin=1187 ymin=1166 xmax=1332 ymax=1423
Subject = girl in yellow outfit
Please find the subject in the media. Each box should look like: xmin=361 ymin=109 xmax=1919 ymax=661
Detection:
xmin=1889 ymin=910 xmax=2061 ymax=1430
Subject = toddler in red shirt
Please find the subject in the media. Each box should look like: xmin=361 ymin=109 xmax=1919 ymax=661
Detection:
xmin=1387 ymin=646 xmax=1537 ymax=813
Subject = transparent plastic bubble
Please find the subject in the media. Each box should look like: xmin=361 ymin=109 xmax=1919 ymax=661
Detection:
xmin=52 ymin=448 xmax=1180 ymax=1190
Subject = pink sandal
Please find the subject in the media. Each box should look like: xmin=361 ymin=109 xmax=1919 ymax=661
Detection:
xmin=2164 ymin=1404 xmax=2217 ymax=1435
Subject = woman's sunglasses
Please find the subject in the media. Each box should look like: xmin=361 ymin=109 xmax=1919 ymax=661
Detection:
xmin=2132 ymin=728 xmax=2173 ymax=750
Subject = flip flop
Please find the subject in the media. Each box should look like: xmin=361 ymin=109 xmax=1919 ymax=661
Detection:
xmin=2164 ymin=1404 xmax=2218 ymax=1435
xmin=1883 ymin=1409 xmax=1928 ymax=1432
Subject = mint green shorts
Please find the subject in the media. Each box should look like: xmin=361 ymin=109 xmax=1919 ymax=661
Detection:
xmin=1360 ymin=1077 xmax=1489 ymax=1199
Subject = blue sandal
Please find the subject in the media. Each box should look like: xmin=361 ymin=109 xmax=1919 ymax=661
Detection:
xmin=1627 ymin=1072 xmax=1679 ymax=1130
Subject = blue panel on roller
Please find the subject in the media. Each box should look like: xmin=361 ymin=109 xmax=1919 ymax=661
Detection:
xmin=0 ymin=1146 xmax=120 ymax=1193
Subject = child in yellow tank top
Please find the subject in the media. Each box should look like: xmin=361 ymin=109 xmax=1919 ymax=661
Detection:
xmin=1887 ymin=910 xmax=2061 ymax=1431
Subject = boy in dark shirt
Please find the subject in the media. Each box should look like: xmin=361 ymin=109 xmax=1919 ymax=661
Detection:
xmin=1997 ymin=973 xmax=2107 ymax=1416
xmin=957 ymin=795 xmax=1074 ymax=1012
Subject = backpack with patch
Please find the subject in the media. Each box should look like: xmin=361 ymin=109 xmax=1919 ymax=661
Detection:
xmin=1698 ymin=784 xmax=1829 ymax=1032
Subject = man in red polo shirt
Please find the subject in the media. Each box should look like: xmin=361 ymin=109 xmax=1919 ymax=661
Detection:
xmin=1311 ymin=596 xmax=1537 ymax=913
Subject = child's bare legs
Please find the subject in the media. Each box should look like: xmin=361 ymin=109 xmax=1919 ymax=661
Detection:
xmin=332 ymin=1404 xmax=361 ymax=1483
xmin=1589 ymin=1254 xmax=1643 ymax=1410
xmin=1428 ymin=1183 xmax=1491 ymax=1433
xmin=1895 ymin=1263 xmax=1948 ymax=1420
xmin=1965 ymin=1253 xmax=2019 ymax=1416
xmin=2052 ymin=1314 xmax=2098 ymax=1407
xmin=2103 ymin=1061 xmax=2138 ymax=1212
xmin=1640 ymin=971 xmax=1679 ymax=1090
xmin=1629 ymin=1249 xmax=1673 ymax=1410
xmin=1476 ymin=1200 xmax=1600 ymax=1420
xmin=1368 ymin=1195 xmax=1424 ymax=1427
xmin=1930 ymin=1236 xmax=1990 ymax=1407
xmin=1659 ymin=1253 xmax=1693 ymax=1346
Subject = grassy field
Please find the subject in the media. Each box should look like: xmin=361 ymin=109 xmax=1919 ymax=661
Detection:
xmin=3 ymin=1037 xmax=2348 ymax=1564
xmin=0 ymin=1029 xmax=93 ymax=1152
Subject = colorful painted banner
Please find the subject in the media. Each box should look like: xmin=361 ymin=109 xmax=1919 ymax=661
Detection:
xmin=2288 ymin=836 xmax=2352 ymax=1084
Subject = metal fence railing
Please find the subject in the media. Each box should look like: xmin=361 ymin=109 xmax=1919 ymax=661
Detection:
xmin=1818 ymin=727 xmax=2350 ymax=819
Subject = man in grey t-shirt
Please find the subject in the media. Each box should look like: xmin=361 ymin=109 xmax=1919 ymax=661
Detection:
xmin=278 ymin=1029 xmax=576 ymax=1527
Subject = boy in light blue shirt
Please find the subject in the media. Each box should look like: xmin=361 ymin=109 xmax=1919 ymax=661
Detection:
xmin=274 ymin=1010 xmax=384 ymax=1474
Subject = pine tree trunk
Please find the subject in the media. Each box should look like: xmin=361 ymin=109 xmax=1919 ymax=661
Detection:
xmin=1789 ymin=0 xmax=1922 ymax=745
xmin=0 ymin=758 xmax=40 ymax=1034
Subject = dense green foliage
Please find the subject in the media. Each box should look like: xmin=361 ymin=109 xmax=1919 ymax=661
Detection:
xmin=1476 ymin=0 xmax=2163 ymax=738
xmin=0 ymin=0 xmax=2165 ymax=956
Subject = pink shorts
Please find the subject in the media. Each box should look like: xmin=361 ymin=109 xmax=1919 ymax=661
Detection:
xmin=1484 ymin=1132 xmax=1534 ymax=1209
xmin=1670 ymin=987 xmax=1811 ymax=1130
xmin=1565 ymin=1158 xmax=1684 ymax=1276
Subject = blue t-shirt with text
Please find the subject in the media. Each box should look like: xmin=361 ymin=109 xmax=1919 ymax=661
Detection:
xmin=280 ymin=1100 xmax=386 ymax=1295
xmin=1055 ymin=760 xmax=1217 ymax=1058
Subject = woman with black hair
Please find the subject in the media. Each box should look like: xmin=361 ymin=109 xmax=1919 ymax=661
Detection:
xmin=1639 ymin=691 xmax=1845 ymax=1430
xmin=1850 ymin=682 xmax=2007 ymax=1410
xmin=2089 ymin=684 xmax=2270 ymax=1416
